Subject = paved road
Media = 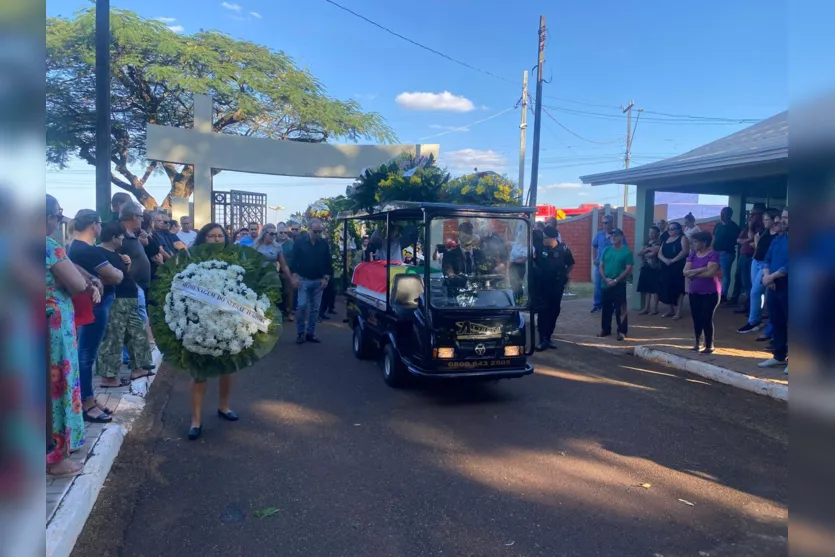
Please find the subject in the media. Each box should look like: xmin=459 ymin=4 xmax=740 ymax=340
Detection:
xmin=74 ymin=312 xmax=787 ymax=557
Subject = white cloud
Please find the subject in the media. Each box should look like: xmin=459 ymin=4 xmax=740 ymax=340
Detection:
xmin=429 ymin=124 xmax=469 ymax=132
xmin=395 ymin=91 xmax=475 ymax=112
xmin=156 ymin=17 xmax=177 ymax=23
xmin=221 ymin=2 xmax=243 ymax=11
xmin=540 ymin=182 xmax=582 ymax=191
xmin=168 ymin=25 xmax=185 ymax=33
xmin=442 ymin=149 xmax=506 ymax=171
xmin=249 ymin=11 xmax=262 ymax=18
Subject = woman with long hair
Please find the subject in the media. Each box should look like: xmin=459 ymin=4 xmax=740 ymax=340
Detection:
xmin=253 ymin=223 xmax=296 ymax=285
xmin=45 ymin=195 xmax=90 ymax=477
xmin=657 ymin=221 xmax=690 ymax=320
xmin=187 ymin=223 xmax=239 ymax=440
xmin=683 ymin=231 xmax=721 ymax=353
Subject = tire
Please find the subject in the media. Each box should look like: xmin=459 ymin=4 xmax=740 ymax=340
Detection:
xmin=382 ymin=343 xmax=409 ymax=388
xmin=352 ymin=324 xmax=371 ymax=359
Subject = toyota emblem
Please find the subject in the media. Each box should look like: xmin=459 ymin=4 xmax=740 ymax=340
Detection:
xmin=474 ymin=343 xmax=487 ymax=356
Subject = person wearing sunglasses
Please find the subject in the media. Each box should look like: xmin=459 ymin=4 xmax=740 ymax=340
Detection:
xmin=657 ymin=221 xmax=690 ymax=319
xmin=68 ymin=210 xmax=126 ymax=423
xmin=254 ymin=223 xmax=298 ymax=290
xmin=290 ymin=219 xmax=331 ymax=344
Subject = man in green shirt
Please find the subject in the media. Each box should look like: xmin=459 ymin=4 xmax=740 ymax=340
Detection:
xmin=598 ymin=228 xmax=634 ymax=340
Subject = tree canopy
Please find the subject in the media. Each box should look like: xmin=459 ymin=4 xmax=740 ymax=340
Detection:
xmin=46 ymin=8 xmax=396 ymax=208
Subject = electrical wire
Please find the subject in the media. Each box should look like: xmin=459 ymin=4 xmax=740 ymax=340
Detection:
xmin=541 ymin=106 xmax=621 ymax=145
xmin=416 ymin=106 xmax=517 ymax=140
xmin=323 ymin=0 xmax=515 ymax=84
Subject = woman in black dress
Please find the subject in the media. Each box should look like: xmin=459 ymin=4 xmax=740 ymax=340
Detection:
xmin=637 ymin=225 xmax=662 ymax=315
xmin=657 ymin=222 xmax=690 ymax=320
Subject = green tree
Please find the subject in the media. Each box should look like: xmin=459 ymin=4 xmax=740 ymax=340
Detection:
xmin=46 ymin=8 xmax=396 ymax=209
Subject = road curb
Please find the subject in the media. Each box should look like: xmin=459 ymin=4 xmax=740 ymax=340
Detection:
xmin=46 ymin=349 xmax=163 ymax=557
xmin=632 ymin=346 xmax=788 ymax=402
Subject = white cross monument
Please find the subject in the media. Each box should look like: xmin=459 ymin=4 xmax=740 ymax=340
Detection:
xmin=146 ymin=94 xmax=440 ymax=226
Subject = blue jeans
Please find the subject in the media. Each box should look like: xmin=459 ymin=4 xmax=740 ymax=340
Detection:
xmin=295 ymin=278 xmax=324 ymax=336
xmin=718 ymin=252 xmax=735 ymax=297
xmin=593 ymin=262 xmax=603 ymax=308
xmin=123 ymin=288 xmax=147 ymax=363
xmin=747 ymin=260 xmax=773 ymax=336
xmin=79 ymin=294 xmax=115 ymax=400
xmin=737 ymin=254 xmax=753 ymax=302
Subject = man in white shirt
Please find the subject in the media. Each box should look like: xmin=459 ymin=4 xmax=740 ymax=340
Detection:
xmin=177 ymin=215 xmax=198 ymax=247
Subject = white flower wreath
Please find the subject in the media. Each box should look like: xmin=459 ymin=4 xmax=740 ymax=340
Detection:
xmin=164 ymin=260 xmax=272 ymax=357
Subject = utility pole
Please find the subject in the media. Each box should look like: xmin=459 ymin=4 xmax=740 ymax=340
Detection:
xmin=95 ymin=0 xmax=112 ymax=219
xmin=621 ymin=100 xmax=642 ymax=210
xmin=528 ymin=15 xmax=546 ymax=209
xmin=518 ymin=70 xmax=528 ymax=197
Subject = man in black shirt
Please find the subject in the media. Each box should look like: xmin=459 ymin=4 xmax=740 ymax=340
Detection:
xmin=442 ymin=222 xmax=487 ymax=278
xmin=291 ymin=218 xmax=329 ymax=344
xmin=110 ymin=192 xmax=131 ymax=222
xmin=534 ymin=226 xmax=575 ymax=350
xmin=712 ymin=207 xmax=741 ymax=304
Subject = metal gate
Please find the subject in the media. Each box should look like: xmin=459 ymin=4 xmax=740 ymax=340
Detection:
xmin=212 ymin=190 xmax=267 ymax=231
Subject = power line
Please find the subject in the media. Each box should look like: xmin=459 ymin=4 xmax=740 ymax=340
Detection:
xmin=323 ymin=0 xmax=515 ymax=84
xmin=541 ymin=105 xmax=621 ymax=145
xmin=543 ymin=104 xmax=760 ymax=125
xmin=416 ymin=106 xmax=516 ymax=140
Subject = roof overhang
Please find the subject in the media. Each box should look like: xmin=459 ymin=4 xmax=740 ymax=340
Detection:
xmin=580 ymin=111 xmax=788 ymax=187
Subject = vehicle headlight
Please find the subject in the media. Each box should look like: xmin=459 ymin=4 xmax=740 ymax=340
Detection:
xmin=504 ymin=346 xmax=523 ymax=357
xmin=434 ymin=347 xmax=455 ymax=359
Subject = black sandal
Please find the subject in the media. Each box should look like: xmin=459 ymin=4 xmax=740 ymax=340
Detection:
xmin=83 ymin=408 xmax=113 ymax=423
xmin=131 ymin=370 xmax=157 ymax=380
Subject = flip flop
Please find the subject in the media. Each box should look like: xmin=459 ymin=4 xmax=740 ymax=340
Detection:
xmin=100 ymin=378 xmax=131 ymax=388
xmin=131 ymin=370 xmax=157 ymax=381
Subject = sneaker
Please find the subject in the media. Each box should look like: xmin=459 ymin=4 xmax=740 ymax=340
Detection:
xmin=305 ymin=334 xmax=321 ymax=343
xmin=296 ymin=334 xmax=306 ymax=344
xmin=590 ymin=307 xmax=601 ymax=314
xmin=737 ymin=323 xmax=761 ymax=334
xmin=758 ymin=357 xmax=786 ymax=368
xmin=617 ymin=333 xmax=626 ymax=341
xmin=536 ymin=341 xmax=548 ymax=351
xmin=547 ymin=340 xmax=558 ymax=349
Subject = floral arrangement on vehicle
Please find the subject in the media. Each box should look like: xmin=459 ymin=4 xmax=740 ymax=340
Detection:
xmin=304 ymin=200 xmax=331 ymax=221
xmin=149 ymin=243 xmax=283 ymax=376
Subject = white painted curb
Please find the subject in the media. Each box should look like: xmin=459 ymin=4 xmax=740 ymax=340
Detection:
xmin=633 ymin=346 xmax=788 ymax=402
xmin=46 ymin=349 xmax=162 ymax=557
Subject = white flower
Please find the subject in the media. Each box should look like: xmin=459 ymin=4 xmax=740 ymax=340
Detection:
xmin=165 ymin=258 xmax=266 ymax=357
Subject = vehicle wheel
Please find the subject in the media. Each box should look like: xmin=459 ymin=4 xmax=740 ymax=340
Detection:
xmin=352 ymin=325 xmax=370 ymax=359
xmin=382 ymin=343 xmax=408 ymax=388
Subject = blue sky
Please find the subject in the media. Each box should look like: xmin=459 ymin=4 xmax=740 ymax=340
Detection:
xmin=47 ymin=0 xmax=822 ymax=221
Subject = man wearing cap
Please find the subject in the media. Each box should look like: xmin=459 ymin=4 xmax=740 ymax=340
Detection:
xmin=591 ymin=214 xmax=627 ymax=313
xmin=534 ymin=226 xmax=575 ymax=350
xmin=598 ymin=227 xmax=634 ymax=341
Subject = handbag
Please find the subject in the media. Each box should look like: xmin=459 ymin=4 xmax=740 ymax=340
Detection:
xmin=72 ymin=291 xmax=95 ymax=327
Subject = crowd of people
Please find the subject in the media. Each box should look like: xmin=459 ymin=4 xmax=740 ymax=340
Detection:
xmin=631 ymin=206 xmax=789 ymax=373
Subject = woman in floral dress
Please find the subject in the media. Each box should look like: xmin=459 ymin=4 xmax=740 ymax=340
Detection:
xmin=46 ymin=194 xmax=92 ymax=477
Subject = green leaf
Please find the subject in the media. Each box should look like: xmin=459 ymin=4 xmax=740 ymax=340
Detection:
xmin=253 ymin=507 xmax=279 ymax=519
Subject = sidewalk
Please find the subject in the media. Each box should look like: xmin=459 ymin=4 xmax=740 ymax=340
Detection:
xmin=46 ymin=349 xmax=163 ymax=557
xmin=550 ymin=297 xmax=788 ymax=400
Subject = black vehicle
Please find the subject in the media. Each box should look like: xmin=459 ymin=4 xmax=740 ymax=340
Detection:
xmin=338 ymin=202 xmax=537 ymax=387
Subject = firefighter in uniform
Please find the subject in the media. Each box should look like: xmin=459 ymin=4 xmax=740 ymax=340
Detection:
xmin=534 ymin=226 xmax=575 ymax=351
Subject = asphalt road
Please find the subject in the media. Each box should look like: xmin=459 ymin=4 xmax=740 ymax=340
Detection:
xmin=74 ymin=311 xmax=788 ymax=557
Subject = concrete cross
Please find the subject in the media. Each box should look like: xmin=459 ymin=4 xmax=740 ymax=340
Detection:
xmin=146 ymin=94 xmax=439 ymax=227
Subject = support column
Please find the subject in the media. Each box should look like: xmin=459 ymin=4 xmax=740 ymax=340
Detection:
xmin=589 ymin=207 xmax=599 ymax=283
xmin=630 ymin=184 xmax=655 ymax=310
xmin=192 ymin=95 xmax=214 ymax=228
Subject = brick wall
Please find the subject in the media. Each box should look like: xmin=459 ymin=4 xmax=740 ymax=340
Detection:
xmin=556 ymin=213 xmax=594 ymax=282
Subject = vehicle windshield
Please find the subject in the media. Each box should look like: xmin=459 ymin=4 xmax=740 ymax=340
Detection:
xmin=428 ymin=216 xmax=530 ymax=309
